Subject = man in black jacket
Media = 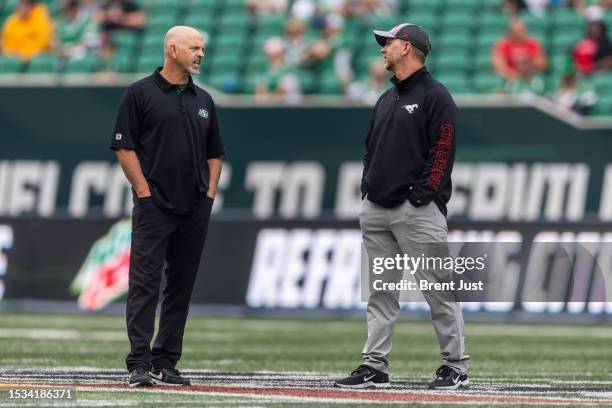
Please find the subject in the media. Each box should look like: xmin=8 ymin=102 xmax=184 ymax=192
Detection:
xmin=335 ymin=23 xmax=470 ymax=390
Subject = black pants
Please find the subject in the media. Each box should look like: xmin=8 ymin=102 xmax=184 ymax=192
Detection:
xmin=125 ymin=195 xmax=213 ymax=371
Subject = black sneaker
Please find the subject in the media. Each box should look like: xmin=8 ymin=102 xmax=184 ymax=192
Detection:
xmin=149 ymin=368 xmax=191 ymax=386
xmin=128 ymin=368 xmax=152 ymax=388
xmin=335 ymin=364 xmax=390 ymax=389
xmin=427 ymin=365 xmax=469 ymax=390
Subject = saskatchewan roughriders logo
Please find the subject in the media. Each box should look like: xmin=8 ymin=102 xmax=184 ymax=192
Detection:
xmin=70 ymin=219 xmax=132 ymax=310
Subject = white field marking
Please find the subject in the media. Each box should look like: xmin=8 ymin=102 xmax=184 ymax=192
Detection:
xmin=0 ymin=329 xmax=126 ymax=341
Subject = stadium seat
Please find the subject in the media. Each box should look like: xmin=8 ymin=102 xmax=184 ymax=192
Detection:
xmin=181 ymin=12 xmax=215 ymax=31
xmin=136 ymin=53 xmax=163 ymax=73
xmin=187 ymin=0 xmax=217 ymax=9
xmin=445 ymin=0 xmax=480 ymax=11
xmin=208 ymin=53 xmax=241 ymax=71
xmin=437 ymin=31 xmax=471 ymax=50
xmin=440 ymin=11 xmax=473 ymax=30
xmin=141 ymin=0 xmax=184 ymax=13
xmin=213 ymin=36 xmax=247 ymax=51
xmin=435 ymin=52 xmax=469 ymax=73
xmin=407 ymin=0 xmax=445 ymax=13
xmin=27 ymin=54 xmax=60 ymax=73
xmin=592 ymin=72 xmax=612 ymax=92
xmin=245 ymin=53 xmax=267 ymax=72
xmin=402 ymin=12 xmax=436 ymax=31
xmin=473 ymin=73 xmax=504 ymax=93
xmin=222 ymin=0 xmax=246 ymax=11
xmin=147 ymin=13 xmax=179 ymax=30
xmin=435 ymin=73 xmax=470 ymax=94
xmin=64 ymin=56 xmax=98 ymax=73
xmin=473 ymin=51 xmax=492 ymax=73
xmin=479 ymin=12 xmax=510 ymax=30
xmin=551 ymin=9 xmax=586 ymax=30
xmin=0 ymin=56 xmax=23 ymax=73
xmin=549 ymin=29 xmax=583 ymax=53
xmin=319 ymin=75 xmax=344 ymax=94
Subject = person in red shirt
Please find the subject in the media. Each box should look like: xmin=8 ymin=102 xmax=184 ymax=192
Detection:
xmin=492 ymin=17 xmax=547 ymax=92
xmin=573 ymin=20 xmax=612 ymax=74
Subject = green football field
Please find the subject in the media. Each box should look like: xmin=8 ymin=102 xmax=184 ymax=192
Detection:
xmin=0 ymin=312 xmax=611 ymax=407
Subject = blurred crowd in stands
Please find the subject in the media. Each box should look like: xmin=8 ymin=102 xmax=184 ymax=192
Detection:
xmin=0 ymin=0 xmax=145 ymax=68
xmin=1 ymin=0 xmax=612 ymax=114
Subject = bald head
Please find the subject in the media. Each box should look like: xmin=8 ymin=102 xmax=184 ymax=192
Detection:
xmin=163 ymin=25 xmax=205 ymax=75
xmin=164 ymin=26 xmax=204 ymax=55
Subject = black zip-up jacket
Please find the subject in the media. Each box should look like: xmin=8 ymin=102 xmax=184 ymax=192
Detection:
xmin=361 ymin=67 xmax=457 ymax=216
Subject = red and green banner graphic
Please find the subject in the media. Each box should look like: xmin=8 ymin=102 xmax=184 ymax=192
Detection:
xmin=70 ymin=219 xmax=131 ymax=311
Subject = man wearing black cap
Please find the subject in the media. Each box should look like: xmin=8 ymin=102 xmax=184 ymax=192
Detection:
xmin=335 ymin=23 xmax=471 ymax=390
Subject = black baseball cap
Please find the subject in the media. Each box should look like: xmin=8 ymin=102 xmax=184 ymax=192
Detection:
xmin=373 ymin=23 xmax=432 ymax=56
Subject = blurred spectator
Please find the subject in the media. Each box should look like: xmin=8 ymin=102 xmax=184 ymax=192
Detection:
xmin=55 ymin=0 xmax=99 ymax=59
xmin=255 ymin=37 xmax=302 ymax=102
xmin=95 ymin=0 xmax=145 ymax=58
xmin=284 ymin=18 xmax=309 ymax=65
xmin=347 ymin=59 xmax=388 ymax=103
xmin=492 ymin=17 xmax=548 ymax=93
xmin=0 ymin=0 xmax=54 ymax=61
xmin=291 ymin=0 xmax=343 ymax=21
xmin=552 ymin=56 xmax=597 ymax=113
xmin=246 ymin=0 xmax=287 ymax=16
xmin=302 ymin=14 xmax=353 ymax=88
xmin=502 ymin=0 xmax=528 ymax=15
xmin=341 ymin=0 xmax=397 ymax=18
xmin=573 ymin=20 xmax=612 ymax=74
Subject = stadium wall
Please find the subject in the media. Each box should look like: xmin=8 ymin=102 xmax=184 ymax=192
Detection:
xmin=1 ymin=87 xmax=611 ymax=316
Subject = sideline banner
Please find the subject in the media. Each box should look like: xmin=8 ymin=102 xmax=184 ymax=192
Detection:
xmin=1 ymin=218 xmax=610 ymax=315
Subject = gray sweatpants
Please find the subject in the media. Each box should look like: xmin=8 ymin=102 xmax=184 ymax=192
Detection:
xmin=359 ymin=198 xmax=471 ymax=375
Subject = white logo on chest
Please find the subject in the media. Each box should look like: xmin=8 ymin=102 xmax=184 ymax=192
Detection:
xmin=402 ymin=104 xmax=419 ymax=113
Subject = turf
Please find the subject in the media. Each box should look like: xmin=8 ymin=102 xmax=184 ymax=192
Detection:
xmin=0 ymin=313 xmax=611 ymax=407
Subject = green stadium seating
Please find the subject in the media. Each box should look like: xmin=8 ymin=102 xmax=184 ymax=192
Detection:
xmin=147 ymin=13 xmax=178 ymax=29
xmin=435 ymin=51 xmax=469 ymax=73
xmin=402 ymin=12 xmax=436 ymax=30
xmin=141 ymin=0 xmax=184 ymax=12
xmin=180 ymin=12 xmax=215 ymax=30
xmin=214 ymin=36 xmax=247 ymax=50
xmin=208 ymin=53 xmax=241 ymax=71
xmin=436 ymin=73 xmax=469 ymax=94
xmin=319 ymin=75 xmax=344 ymax=94
xmin=592 ymin=72 xmax=612 ymax=92
xmin=445 ymin=0 xmax=481 ymax=11
xmin=218 ymin=12 xmax=250 ymax=29
xmin=549 ymin=29 xmax=583 ymax=53
xmin=473 ymin=51 xmax=492 ymax=73
xmin=222 ymin=0 xmax=246 ymax=11
xmin=28 ymin=54 xmax=60 ymax=73
xmin=473 ymin=73 xmax=504 ymax=93
xmin=136 ymin=53 xmax=163 ymax=73
xmin=440 ymin=11 xmax=473 ymax=29
xmin=479 ymin=12 xmax=509 ymax=30
xmin=0 ymin=56 xmax=23 ymax=73
xmin=437 ymin=31 xmax=471 ymax=50
xmin=188 ymin=0 xmax=218 ymax=9
xmin=407 ymin=0 xmax=446 ymax=13
xmin=64 ymin=56 xmax=98 ymax=73
xmin=551 ymin=9 xmax=585 ymax=30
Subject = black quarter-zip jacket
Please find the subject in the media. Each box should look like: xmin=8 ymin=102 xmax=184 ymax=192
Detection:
xmin=361 ymin=66 xmax=457 ymax=216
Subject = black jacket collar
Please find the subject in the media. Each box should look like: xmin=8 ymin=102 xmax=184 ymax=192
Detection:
xmin=153 ymin=67 xmax=196 ymax=94
xmin=390 ymin=66 xmax=428 ymax=92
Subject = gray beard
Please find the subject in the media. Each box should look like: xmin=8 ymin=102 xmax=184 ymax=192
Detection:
xmin=188 ymin=66 xmax=200 ymax=75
